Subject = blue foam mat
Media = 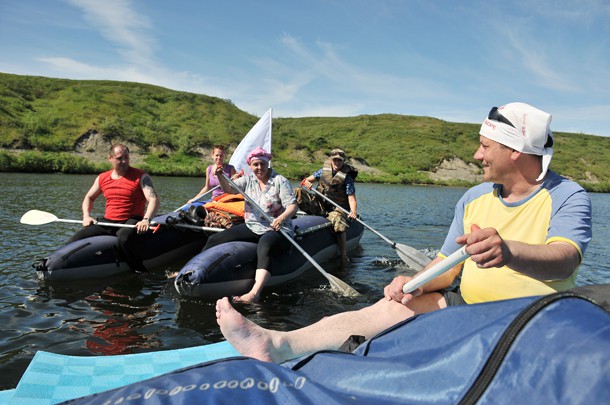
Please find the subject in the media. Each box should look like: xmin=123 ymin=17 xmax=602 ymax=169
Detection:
xmin=3 ymin=341 xmax=239 ymax=404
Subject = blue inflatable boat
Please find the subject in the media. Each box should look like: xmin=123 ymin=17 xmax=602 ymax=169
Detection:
xmin=33 ymin=213 xmax=211 ymax=282
xmin=174 ymin=215 xmax=365 ymax=298
xmin=9 ymin=284 xmax=607 ymax=404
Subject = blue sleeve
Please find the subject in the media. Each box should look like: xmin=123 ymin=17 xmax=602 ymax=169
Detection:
xmin=345 ymin=176 xmax=356 ymax=195
xmin=313 ymin=169 xmax=323 ymax=179
xmin=440 ymin=196 xmax=466 ymax=257
xmin=547 ymin=177 xmax=592 ymax=256
xmin=439 ymin=183 xmax=493 ymax=258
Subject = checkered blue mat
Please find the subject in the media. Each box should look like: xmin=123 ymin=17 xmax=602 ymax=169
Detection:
xmin=2 ymin=341 xmax=239 ymax=404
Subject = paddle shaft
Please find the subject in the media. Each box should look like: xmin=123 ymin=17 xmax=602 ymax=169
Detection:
xmin=53 ymin=218 xmax=165 ymax=233
xmin=55 ymin=218 xmax=138 ymax=229
xmin=402 ymin=246 xmax=469 ymax=293
xmin=221 ymin=174 xmax=360 ymax=296
xmin=309 ymin=188 xmax=430 ymax=268
xmin=22 ymin=210 xmax=223 ymax=233
xmin=170 ymin=222 xmax=223 ymax=233
xmin=73 ymin=219 xmax=223 ymax=234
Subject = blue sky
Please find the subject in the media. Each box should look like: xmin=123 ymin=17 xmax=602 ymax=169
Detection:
xmin=1 ymin=0 xmax=609 ymax=137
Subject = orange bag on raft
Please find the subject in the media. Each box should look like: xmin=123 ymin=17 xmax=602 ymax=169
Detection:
xmin=203 ymin=193 xmax=245 ymax=229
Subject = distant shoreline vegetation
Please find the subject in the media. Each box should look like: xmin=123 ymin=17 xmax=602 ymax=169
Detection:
xmin=1 ymin=150 xmax=608 ymax=193
xmin=1 ymin=72 xmax=609 ymax=193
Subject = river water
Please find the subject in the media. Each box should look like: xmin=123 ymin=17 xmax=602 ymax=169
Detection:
xmin=0 ymin=172 xmax=608 ymax=390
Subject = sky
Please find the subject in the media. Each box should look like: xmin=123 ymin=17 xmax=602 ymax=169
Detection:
xmin=1 ymin=0 xmax=609 ymax=137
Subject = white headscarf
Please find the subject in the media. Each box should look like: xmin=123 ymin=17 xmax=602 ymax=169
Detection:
xmin=479 ymin=102 xmax=554 ymax=181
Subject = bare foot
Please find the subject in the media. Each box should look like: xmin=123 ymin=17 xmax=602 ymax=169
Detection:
xmin=232 ymin=292 xmax=260 ymax=304
xmin=215 ymin=297 xmax=277 ymax=362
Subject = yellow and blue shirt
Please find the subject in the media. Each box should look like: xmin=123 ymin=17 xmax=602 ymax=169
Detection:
xmin=440 ymin=171 xmax=592 ymax=304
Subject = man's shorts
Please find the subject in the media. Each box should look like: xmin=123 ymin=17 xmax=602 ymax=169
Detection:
xmin=443 ymin=291 xmax=467 ymax=306
xmin=327 ymin=209 xmax=349 ymax=233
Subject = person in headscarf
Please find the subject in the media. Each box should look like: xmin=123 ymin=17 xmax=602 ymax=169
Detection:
xmin=202 ymin=147 xmax=298 ymax=303
xmin=214 ymin=102 xmax=592 ymax=363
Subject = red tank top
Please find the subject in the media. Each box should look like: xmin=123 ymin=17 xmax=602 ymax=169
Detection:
xmin=99 ymin=167 xmax=147 ymax=221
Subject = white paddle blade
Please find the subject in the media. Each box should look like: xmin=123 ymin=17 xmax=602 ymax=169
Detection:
xmin=328 ymin=274 xmax=362 ymax=297
xmin=402 ymin=246 xmax=469 ymax=294
xmin=310 ymin=188 xmax=431 ymax=271
xmin=395 ymin=244 xmax=432 ymax=270
xmin=20 ymin=210 xmax=59 ymax=225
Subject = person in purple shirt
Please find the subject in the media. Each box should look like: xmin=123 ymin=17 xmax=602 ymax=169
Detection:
xmin=187 ymin=145 xmax=237 ymax=204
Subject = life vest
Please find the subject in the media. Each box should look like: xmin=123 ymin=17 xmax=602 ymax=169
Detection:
xmin=99 ymin=167 xmax=146 ymax=221
xmin=203 ymin=193 xmax=245 ymax=228
xmin=317 ymin=160 xmax=358 ymax=210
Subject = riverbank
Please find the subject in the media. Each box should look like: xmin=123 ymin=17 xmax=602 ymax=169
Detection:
xmin=0 ymin=146 xmax=485 ymax=187
xmin=5 ymin=146 xmax=609 ymax=192
xmin=2 ymin=73 xmax=609 ymax=191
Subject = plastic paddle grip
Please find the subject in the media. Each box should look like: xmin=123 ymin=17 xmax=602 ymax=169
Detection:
xmin=402 ymin=246 xmax=469 ymax=294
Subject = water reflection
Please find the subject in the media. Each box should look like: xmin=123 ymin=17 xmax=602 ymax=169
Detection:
xmin=1 ymin=173 xmax=608 ymax=391
xmin=78 ymin=286 xmax=161 ymax=355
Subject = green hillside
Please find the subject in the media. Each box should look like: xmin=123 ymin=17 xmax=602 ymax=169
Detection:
xmin=1 ymin=72 xmax=608 ymax=192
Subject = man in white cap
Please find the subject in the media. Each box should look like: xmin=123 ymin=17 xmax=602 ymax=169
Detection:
xmin=215 ymin=102 xmax=592 ymax=363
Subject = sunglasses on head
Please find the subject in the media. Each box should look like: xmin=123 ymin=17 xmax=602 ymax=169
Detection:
xmin=488 ymin=106 xmax=554 ymax=148
xmin=488 ymin=107 xmax=515 ymax=128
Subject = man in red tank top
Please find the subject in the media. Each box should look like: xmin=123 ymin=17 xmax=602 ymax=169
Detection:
xmin=67 ymin=144 xmax=160 ymax=272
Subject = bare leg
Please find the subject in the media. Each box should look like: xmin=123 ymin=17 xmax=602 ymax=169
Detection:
xmin=327 ymin=210 xmax=349 ymax=264
xmin=233 ymin=269 xmax=271 ymax=303
xmin=217 ymin=292 xmax=446 ymax=363
xmin=337 ymin=231 xmax=349 ymax=264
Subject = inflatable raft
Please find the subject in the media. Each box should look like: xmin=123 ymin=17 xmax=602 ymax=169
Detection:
xmin=33 ymin=213 xmax=212 ymax=282
xmin=7 ymin=284 xmax=607 ymax=404
xmin=0 ymin=341 xmax=239 ymax=404
xmin=174 ymin=215 xmax=365 ymax=298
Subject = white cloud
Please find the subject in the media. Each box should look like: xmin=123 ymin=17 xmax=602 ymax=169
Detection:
xmin=4 ymin=0 xmax=605 ymax=135
xmin=64 ymin=0 xmax=155 ymax=66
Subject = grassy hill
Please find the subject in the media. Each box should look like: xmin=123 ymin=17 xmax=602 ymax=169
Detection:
xmin=1 ymin=72 xmax=609 ymax=192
